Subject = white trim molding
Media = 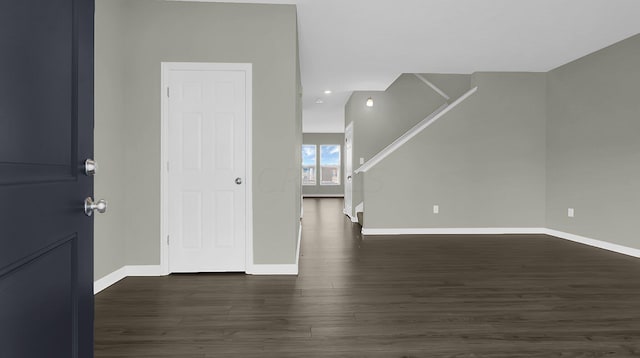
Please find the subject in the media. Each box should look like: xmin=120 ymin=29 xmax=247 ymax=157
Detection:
xmin=546 ymin=229 xmax=640 ymax=259
xmin=361 ymin=227 xmax=640 ymax=259
xmin=414 ymin=73 xmax=451 ymax=101
xmin=95 ymin=228 xmax=640 ymax=294
xmin=247 ymin=264 xmax=298 ymax=275
xmin=362 ymin=228 xmax=546 ymax=236
xmin=296 ymin=222 xmax=302 ymax=265
xmin=355 ymin=86 xmax=477 ymax=174
xmin=303 ymin=194 xmax=345 ymax=198
xmin=94 ymin=267 xmax=128 ymax=294
xmin=245 ymin=221 xmax=302 ymax=276
xmin=160 ymin=62 xmax=253 ymax=275
xmin=96 ymin=220 xmax=299 ymax=294
xmin=344 ymin=208 xmax=358 ymax=223
xmin=351 ymin=201 xmax=364 ymax=223
xmin=94 ymin=265 xmax=165 ymax=295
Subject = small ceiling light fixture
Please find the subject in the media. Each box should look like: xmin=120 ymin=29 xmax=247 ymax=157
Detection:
xmin=315 ymin=98 xmax=324 ymax=104
xmin=324 ymin=90 xmax=332 ymax=95
xmin=366 ymin=97 xmax=374 ymax=107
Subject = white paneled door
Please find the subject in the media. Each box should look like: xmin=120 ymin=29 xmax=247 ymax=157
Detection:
xmin=167 ymin=66 xmax=248 ymax=272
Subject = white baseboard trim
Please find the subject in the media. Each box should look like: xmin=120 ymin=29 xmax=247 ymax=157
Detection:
xmin=96 ymin=260 xmax=301 ymax=293
xmin=343 ymin=208 xmax=358 ymax=223
xmin=245 ymin=224 xmax=302 ymax=276
xmin=303 ymin=194 xmax=344 ymax=198
xmin=94 ymin=265 xmax=166 ymax=295
xmin=248 ymin=264 xmax=298 ymax=275
xmin=545 ymin=229 xmax=640 ymax=259
xmin=360 ymin=227 xmax=640 ymax=259
xmin=94 ymin=266 xmax=128 ymax=294
xmin=362 ymin=227 xmax=546 ymax=236
xmin=127 ymin=265 xmax=165 ymax=276
xmin=296 ymin=222 xmax=302 ymax=265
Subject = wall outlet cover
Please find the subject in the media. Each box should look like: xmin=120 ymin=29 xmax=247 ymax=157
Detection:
xmin=568 ymin=208 xmax=575 ymax=218
xmin=433 ymin=205 xmax=439 ymax=214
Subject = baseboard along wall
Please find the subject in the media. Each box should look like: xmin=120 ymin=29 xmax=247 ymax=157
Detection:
xmin=361 ymin=227 xmax=640 ymax=259
xmin=94 ymin=265 xmax=164 ymax=294
xmin=96 ymin=227 xmax=638 ymax=294
xmin=95 ymin=224 xmax=303 ymax=294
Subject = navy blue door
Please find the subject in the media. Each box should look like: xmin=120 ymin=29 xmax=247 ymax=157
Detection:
xmin=0 ymin=0 xmax=95 ymax=357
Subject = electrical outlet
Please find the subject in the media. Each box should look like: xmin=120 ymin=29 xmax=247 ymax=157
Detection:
xmin=359 ymin=157 xmax=364 ymax=165
xmin=568 ymin=208 xmax=575 ymax=218
xmin=433 ymin=205 xmax=439 ymax=214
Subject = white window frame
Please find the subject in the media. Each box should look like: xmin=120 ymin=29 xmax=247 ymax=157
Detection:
xmin=302 ymin=144 xmax=317 ymax=186
xmin=319 ymin=144 xmax=341 ymax=186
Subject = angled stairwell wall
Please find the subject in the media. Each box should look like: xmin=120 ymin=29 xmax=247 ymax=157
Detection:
xmin=362 ymin=73 xmax=547 ymax=230
xmin=344 ymin=73 xmax=471 ymax=219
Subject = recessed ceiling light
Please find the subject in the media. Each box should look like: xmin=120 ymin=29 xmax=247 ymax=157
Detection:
xmin=324 ymin=90 xmax=332 ymax=94
xmin=315 ymin=98 xmax=324 ymax=104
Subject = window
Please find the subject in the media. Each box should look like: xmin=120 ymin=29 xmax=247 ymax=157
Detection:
xmin=301 ymin=145 xmax=316 ymax=185
xmin=320 ymin=144 xmax=341 ymax=185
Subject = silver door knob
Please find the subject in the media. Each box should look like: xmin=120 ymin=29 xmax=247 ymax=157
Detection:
xmin=235 ymin=177 xmax=243 ymax=185
xmin=84 ymin=159 xmax=98 ymax=176
xmin=84 ymin=197 xmax=107 ymax=216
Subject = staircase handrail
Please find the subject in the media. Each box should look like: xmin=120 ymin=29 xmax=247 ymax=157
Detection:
xmin=355 ymin=86 xmax=478 ymax=174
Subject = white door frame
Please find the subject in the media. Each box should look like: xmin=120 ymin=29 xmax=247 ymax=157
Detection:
xmin=160 ymin=62 xmax=253 ymax=275
xmin=343 ymin=121 xmax=354 ymax=220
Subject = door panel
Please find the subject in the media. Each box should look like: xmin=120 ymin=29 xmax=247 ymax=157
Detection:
xmin=0 ymin=0 xmax=95 ymax=357
xmin=169 ymin=68 xmax=246 ymax=272
xmin=0 ymin=0 xmax=75 ymax=184
xmin=0 ymin=237 xmax=76 ymax=358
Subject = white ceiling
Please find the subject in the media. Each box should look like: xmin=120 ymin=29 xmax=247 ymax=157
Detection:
xmin=175 ymin=1 xmax=640 ymax=133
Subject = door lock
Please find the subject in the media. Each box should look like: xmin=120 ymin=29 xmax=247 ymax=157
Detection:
xmin=84 ymin=159 xmax=98 ymax=176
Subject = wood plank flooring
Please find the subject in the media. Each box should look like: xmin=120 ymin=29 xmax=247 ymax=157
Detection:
xmin=95 ymin=198 xmax=640 ymax=357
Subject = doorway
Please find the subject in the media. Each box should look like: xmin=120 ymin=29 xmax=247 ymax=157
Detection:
xmin=160 ymin=62 xmax=252 ymax=273
xmin=344 ymin=122 xmax=354 ymax=219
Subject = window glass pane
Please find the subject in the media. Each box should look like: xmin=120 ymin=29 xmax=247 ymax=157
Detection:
xmin=320 ymin=144 xmax=341 ymax=185
xmin=302 ymin=145 xmax=316 ymax=185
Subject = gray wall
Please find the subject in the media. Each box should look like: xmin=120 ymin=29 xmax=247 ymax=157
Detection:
xmin=94 ymin=0 xmax=300 ymax=279
xmin=364 ymin=73 xmax=547 ymax=228
xmin=344 ymin=73 xmax=470 ymax=217
xmin=352 ymin=34 xmax=640 ymax=253
xmin=348 ymin=74 xmax=458 ymax=167
xmin=302 ymin=133 xmax=345 ymax=196
xmin=546 ymin=34 xmax=640 ymax=250
xmin=94 ymin=0 xmax=128 ymax=279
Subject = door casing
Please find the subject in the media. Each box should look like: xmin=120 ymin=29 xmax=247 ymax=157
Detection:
xmin=344 ymin=121 xmax=354 ymax=219
xmin=160 ymin=62 xmax=253 ymax=275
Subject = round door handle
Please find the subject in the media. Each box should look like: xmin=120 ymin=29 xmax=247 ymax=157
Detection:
xmin=84 ymin=197 xmax=107 ymax=216
xmin=235 ymin=177 xmax=243 ymax=185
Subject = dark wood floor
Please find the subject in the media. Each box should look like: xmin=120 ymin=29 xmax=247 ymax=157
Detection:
xmin=95 ymin=198 xmax=640 ymax=357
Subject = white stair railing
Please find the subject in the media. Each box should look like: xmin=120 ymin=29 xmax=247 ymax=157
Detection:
xmin=355 ymin=86 xmax=478 ymax=174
